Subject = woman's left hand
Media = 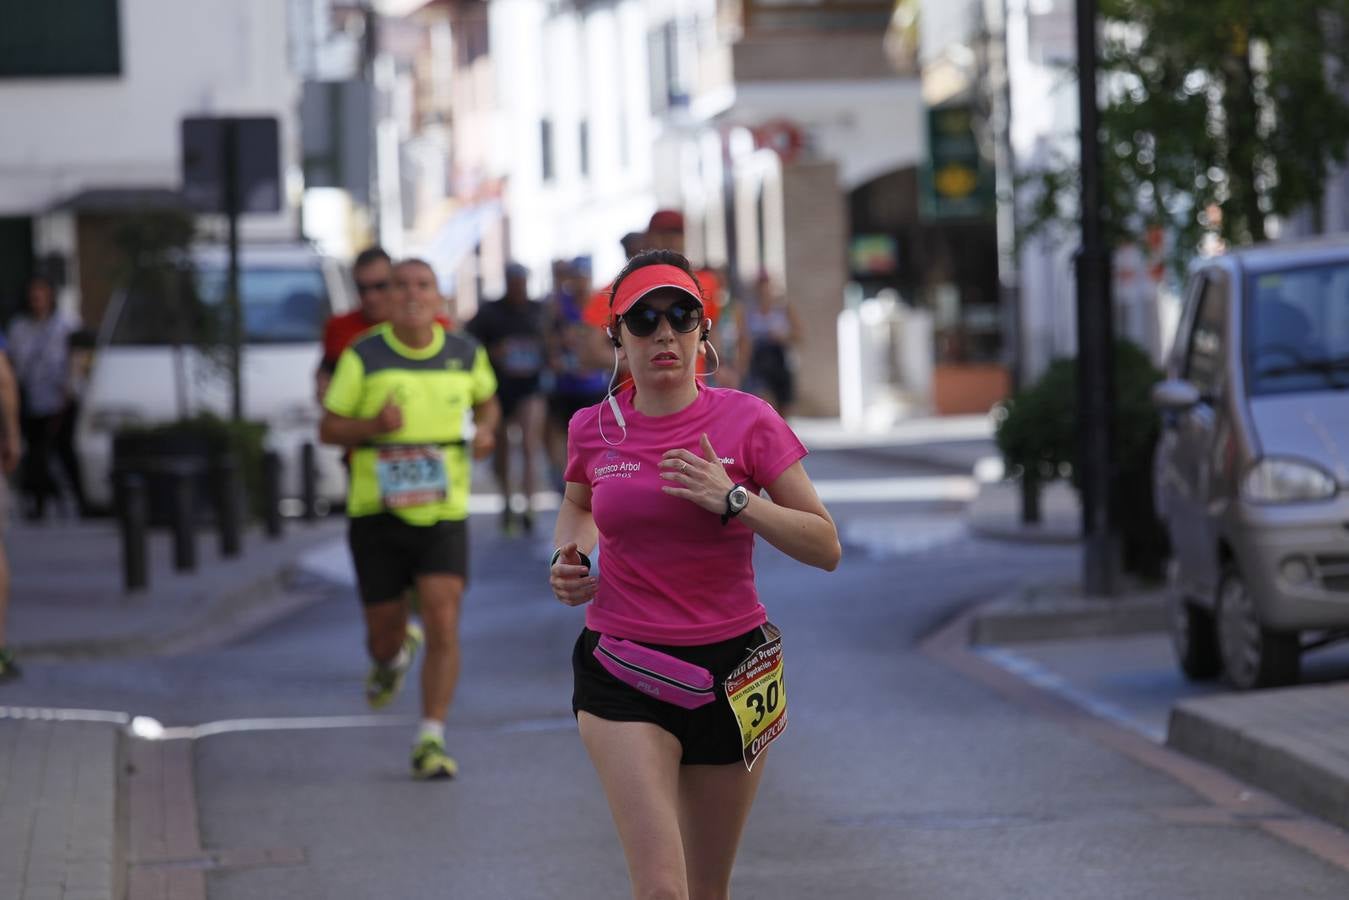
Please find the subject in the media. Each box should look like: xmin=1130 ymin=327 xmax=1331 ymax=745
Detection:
xmin=660 ymin=433 xmax=735 ymax=514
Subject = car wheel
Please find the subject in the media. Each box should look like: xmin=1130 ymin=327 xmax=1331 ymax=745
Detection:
xmin=1215 ymin=563 xmax=1300 ymax=690
xmin=1170 ymin=593 xmax=1221 ymax=681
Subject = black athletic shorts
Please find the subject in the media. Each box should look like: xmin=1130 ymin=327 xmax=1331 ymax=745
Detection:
xmin=572 ymin=625 xmax=767 ymax=766
xmin=548 ymin=391 xmax=605 ymax=427
xmin=348 ymin=514 xmax=468 ymax=605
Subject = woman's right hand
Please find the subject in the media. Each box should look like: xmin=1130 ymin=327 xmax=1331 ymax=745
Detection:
xmin=550 ymin=542 xmax=598 ymax=607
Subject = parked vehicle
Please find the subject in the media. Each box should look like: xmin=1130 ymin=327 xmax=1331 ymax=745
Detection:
xmin=76 ymin=242 xmax=355 ymax=514
xmin=1153 ymin=236 xmax=1349 ymax=690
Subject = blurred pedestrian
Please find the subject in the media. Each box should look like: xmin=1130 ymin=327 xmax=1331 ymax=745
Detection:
xmin=58 ymin=327 xmax=96 ymax=516
xmin=466 ymin=262 xmax=549 ymax=535
xmin=319 ymin=258 xmax=499 ymax=779
xmin=548 ymin=249 xmax=841 ymax=898
xmin=0 ymin=331 xmax=21 ymax=679
xmin=736 ymin=271 xmax=801 ymax=416
xmin=8 ymin=274 xmax=77 ymax=521
xmin=545 ymin=257 xmax=609 ymax=492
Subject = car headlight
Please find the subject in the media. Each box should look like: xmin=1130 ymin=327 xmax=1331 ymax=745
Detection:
xmin=1242 ymin=457 xmax=1339 ymax=504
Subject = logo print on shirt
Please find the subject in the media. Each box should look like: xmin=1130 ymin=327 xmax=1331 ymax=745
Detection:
xmin=593 ymin=454 xmax=640 ymax=481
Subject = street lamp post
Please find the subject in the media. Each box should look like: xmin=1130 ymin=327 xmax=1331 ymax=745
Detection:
xmin=1075 ymin=0 xmax=1119 ymax=596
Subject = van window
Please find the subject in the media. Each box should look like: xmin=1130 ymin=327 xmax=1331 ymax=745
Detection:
xmin=109 ymin=264 xmax=331 ymax=346
xmin=1247 ymin=262 xmax=1349 ymax=395
xmin=1184 ymin=276 xmax=1227 ymax=397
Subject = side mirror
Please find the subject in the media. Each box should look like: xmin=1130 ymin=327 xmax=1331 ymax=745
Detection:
xmin=1152 ymin=379 xmax=1202 ymax=412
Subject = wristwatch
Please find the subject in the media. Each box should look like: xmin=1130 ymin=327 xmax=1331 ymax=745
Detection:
xmin=722 ymin=484 xmax=750 ymax=525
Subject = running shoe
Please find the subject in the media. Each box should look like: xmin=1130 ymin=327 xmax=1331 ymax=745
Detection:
xmin=0 ymin=647 xmax=21 ymax=682
xmin=365 ymin=622 xmax=423 ymax=709
xmin=411 ymin=736 xmax=458 ymax=780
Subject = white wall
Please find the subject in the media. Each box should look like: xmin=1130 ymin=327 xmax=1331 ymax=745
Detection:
xmin=488 ymin=0 xmax=659 ymax=291
xmin=0 ymin=0 xmax=300 ymax=235
xmin=729 ymin=80 xmax=925 ymax=191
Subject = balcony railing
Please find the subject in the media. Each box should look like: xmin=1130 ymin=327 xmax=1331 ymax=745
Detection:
xmin=741 ymin=0 xmax=894 ymax=33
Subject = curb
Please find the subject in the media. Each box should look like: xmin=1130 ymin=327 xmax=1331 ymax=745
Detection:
xmin=1168 ymin=687 xmax=1349 ymax=835
xmin=967 ymin=519 xmax=1081 ymax=545
xmin=969 ymin=584 xmax=1168 ymax=644
xmin=14 ymin=527 xmax=349 ymax=662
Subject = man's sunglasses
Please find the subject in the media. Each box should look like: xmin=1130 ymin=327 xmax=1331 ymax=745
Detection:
xmin=621 ymin=300 xmax=703 ymax=337
xmin=356 ymin=279 xmax=391 ymax=295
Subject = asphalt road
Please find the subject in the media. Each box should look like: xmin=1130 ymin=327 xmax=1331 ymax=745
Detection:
xmin=9 ymin=447 xmax=1349 ymax=898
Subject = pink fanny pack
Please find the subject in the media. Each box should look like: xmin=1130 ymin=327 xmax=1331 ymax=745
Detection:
xmin=593 ymin=635 xmax=717 ymax=709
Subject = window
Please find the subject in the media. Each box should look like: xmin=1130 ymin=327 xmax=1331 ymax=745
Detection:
xmin=0 ymin=0 xmax=122 ymax=78
xmin=1246 ymin=261 xmax=1349 ymax=396
xmin=1184 ymin=275 xmax=1227 ymax=398
xmin=541 ymin=119 xmax=555 ymax=182
xmin=111 ymin=265 xmax=332 ymax=346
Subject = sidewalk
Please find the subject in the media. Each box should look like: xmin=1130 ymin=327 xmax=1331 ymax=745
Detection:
xmin=7 ymin=516 xmax=345 ymax=660
xmin=0 ymin=514 xmax=347 ymax=900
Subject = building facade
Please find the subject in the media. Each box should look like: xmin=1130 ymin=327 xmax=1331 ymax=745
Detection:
xmin=0 ymin=0 xmax=304 ymax=328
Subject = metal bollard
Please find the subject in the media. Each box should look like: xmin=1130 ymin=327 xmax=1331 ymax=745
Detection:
xmin=116 ymin=472 xmax=149 ymax=592
xmin=1020 ymin=474 xmax=1042 ymax=525
xmin=261 ymin=450 xmax=283 ymax=538
xmin=300 ymin=441 xmax=318 ymax=522
xmin=168 ymin=464 xmax=197 ymax=572
xmin=215 ymin=456 xmax=243 ymax=558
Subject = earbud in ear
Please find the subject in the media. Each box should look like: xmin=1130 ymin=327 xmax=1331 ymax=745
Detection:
xmin=700 ymin=318 xmax=713 ymax=342
xmin=605 ymin=325 xmax=622 ymax=348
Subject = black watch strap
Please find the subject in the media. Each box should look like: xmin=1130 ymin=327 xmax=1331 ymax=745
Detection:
xmin=550 ymin=547 xmax=592 ymax=571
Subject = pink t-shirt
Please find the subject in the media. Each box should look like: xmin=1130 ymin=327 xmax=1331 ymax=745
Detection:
xmin=564 ymin=385 xmax=808 ymax=645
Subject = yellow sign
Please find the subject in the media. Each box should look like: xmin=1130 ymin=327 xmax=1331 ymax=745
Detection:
xmin=935 ymin=163 xmax=978 ymax=199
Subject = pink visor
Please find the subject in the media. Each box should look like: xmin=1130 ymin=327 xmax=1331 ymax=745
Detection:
xmin=610 ymin=264 xmax=704 ymax=318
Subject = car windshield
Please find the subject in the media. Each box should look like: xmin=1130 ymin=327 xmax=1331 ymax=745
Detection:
xmin=1246 ymin=261 xmax=1349 ymax=395
xmin=108 ymin=262 xmax=331 ymax=346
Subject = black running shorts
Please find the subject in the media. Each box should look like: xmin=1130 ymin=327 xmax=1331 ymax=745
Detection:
xmin=572 ymin=625 xmax=768 ymax=766
xmin=348 ymin=514 xmax=468 ymax=605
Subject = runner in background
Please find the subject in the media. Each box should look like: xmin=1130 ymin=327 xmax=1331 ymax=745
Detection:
xmin=316 ymin=247 xmax=394 ymax=403
xmin=466 ymin=262 xmax=550 ymax=535
xmin=319 ymin=258 xmax=498 ymax=779
xmin=736 ymin=271 xmax=801 ymax=417
xmin=545 ymin=258 xmax=610 ymax=493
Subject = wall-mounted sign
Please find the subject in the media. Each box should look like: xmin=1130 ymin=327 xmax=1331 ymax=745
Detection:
xmin=919 ymin=104 xmax=994 ymax=221
xmin=181 ymin=117 xmax=281 ymax=214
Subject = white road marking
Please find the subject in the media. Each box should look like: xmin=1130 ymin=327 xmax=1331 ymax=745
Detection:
xmin=814 ymin=476 xmax=977 ymax=503
xmin=1 ymin=705 xmax=131 ymax=725
xmin=462 ymin=475 xmax=978 ymax=514
xmin=974 ymin=646 xmax=1166 ymax=743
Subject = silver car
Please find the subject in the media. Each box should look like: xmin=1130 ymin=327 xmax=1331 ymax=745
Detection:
xmin=1153 ymin=237 xmax=1349 ymax=690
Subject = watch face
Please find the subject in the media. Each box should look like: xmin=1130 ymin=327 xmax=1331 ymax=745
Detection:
xmin=729 ymin=485 xmax=750 ymax=512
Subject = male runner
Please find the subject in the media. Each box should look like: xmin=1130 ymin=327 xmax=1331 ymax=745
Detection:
xmin=320 ymin=258 xmax=499 ymax=779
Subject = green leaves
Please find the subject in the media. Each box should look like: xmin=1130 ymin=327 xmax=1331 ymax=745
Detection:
xmin=1023 ymin=0 xmax=1349 ymax=271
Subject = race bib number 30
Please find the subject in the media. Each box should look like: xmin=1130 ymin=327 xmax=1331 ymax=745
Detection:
xmin=723 ymin=623 xmax=786 ymax=772
xmin=376 ymin=445 xmax=448 ymax=509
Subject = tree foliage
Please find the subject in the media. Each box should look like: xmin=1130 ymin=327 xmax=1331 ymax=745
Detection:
xmin=1024 ymin=0 xmax=1349 ymax=268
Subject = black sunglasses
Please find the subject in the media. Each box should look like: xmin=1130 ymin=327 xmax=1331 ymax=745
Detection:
xmin=356 ymin=279 xmax=391 ymax=294
xmin=621 ymin=300 xmax=703 ymax=337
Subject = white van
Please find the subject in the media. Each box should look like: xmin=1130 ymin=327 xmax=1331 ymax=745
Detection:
xmin=76 ymin=242 xmax=355 ymax=512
